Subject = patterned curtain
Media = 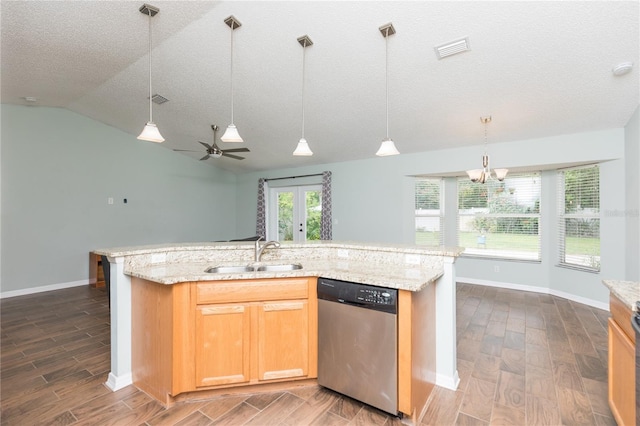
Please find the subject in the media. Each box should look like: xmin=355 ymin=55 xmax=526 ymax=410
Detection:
xmin=321 ymin=171 xmax=332 ymax=240
xmin=256 ymin=178 xmax=267 ymax=238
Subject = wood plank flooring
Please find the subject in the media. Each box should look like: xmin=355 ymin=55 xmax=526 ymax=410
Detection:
xmin=0 ymin=283 xmax=614 ymax=425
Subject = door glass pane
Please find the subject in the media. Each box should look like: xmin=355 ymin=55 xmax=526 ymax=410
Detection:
xmin=305 ymin=190 xmax=322 ymax=241
xmin=277 ymin=192 xmax=294 ymax=241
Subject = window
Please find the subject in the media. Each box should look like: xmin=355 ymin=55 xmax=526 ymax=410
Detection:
xmin=458 ymin=173 xmax=541 ymax=260
xmin=558 ymin=165 xmax=600 ymax=271
xmin=415 ymin=178 xmax=443 ymax=245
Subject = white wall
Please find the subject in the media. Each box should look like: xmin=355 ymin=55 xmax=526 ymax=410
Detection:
xmin=236 ymin=127 xmax=628 ymax=306
xmin=625 ymin=104 xmax=640 ymax=281
xmin=1 ymin=105 xmax=238 ymax=295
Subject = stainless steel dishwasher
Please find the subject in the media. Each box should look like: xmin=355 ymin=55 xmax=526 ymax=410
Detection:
xmin=317 ymin=277 xmax=398 ymax=415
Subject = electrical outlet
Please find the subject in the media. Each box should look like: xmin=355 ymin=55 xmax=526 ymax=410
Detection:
xmin=107 ymin=197 xmax=114 ymax=205
xmin=494 ymin=265 xmax=500 ymax=273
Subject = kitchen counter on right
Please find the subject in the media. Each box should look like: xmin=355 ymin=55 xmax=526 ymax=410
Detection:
xmin=602 ymin=280 xmax=640 ymax=311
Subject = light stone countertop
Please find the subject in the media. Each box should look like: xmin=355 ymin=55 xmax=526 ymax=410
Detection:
xmin=602 ymin=280 xmax=640 ymax=311
xmin=94 ymin=240 xmax=465 ymax=258
xmin=125 ymin=259 xmax=443 ymax=292
xmin=96 ymin=241 xmax=463 ymax=292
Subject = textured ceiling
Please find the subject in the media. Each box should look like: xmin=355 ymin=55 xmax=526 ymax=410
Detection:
xmin=2 ymin=1 xmax=639 ymax=173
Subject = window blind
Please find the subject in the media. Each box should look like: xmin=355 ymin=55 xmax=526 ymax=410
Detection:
xmin=557 ymin=165 xmax=600 ymax=271
xmin=457 ymin=173 xmax=541 ymax=260
xmin=415 ymin=178 xmax=444 ymax=246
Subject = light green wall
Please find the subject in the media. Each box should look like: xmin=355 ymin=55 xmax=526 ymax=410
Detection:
xmin=2 ymin=103 xmax=634 ymax=305
xmin=625 ymin=104 xmax=640 ymax=281
xmin=236 ymin=128 xmax=629 ymax=305
xmin=1 ymin=105 xmax=238 ymax=294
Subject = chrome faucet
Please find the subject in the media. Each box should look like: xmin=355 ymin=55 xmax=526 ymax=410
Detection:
xmin=254 ymin=236 xmax=281 ymax=262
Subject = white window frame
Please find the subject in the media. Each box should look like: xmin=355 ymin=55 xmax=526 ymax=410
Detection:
xmin=457 ymin=173 xmax=542 ymax=261
xmin=414 ymin=178 xmax=444 ymax=246
xmin=557 ymin=165 xmax=600 ymax=272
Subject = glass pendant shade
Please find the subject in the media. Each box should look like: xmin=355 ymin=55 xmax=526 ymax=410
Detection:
xmin=494 ymin=168 xmax=509 ymax=181
xmin=221 ymin=124 xmax=243 ymax=143
xmin=376 ymin=137 xmax=400 ymax=156
xmin=222 ymin=16 xmax=243 ymax=143
xmin=377 ymin=24 xmax=399 ymax=157
xmin=137 ymin=121 xmax=164 ymax=143
xmin=293 ymin=138 xmax=313 ymax=156
xmin=138 ymin=4 xmax=163 ymax=143
xmin=466 ymin=169 xmax=485 ymax=183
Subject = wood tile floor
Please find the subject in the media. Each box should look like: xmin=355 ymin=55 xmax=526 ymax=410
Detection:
xmin=0 ymin=283 xmax=614 ymax=425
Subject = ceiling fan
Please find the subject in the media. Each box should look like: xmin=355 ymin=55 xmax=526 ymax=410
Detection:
xmin=173 ymin=125 xmax=250 ymax=160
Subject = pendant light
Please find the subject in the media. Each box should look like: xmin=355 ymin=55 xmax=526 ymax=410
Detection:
xmin=466 ymin=116 xmax=508 ymax=183
xmin=293 ymin=35 xmax=313 ymax=156
xmin=376 ymin=23 xmax=399 ymax=157
xmin=221 ymin=16 xmax=243 ymax=143
xmin=137 ymin=3 xmax=164 ymax=143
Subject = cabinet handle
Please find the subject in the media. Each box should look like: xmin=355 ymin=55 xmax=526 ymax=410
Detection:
xmin=263 ymin=302 xmax=304 ymax=312
xmin=200 ymin=305 xmax=245 ymax=315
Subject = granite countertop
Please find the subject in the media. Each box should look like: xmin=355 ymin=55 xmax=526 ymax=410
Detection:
xmin=99 ymin=240 xmax=463 ymax=293
xmin=126 ymin=259 xmax=443 ymax=292
xmin=602 ymin=280 xmax=640 ymax=311
xmin=94 ymin=240 xmax=465 ymax=258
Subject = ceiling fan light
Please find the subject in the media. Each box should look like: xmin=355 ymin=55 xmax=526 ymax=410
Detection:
xmin=221 ymin=124 xmax=243 ymax=143
xmin=137 ymin=121 xmax=165 ymax=143
xmin=376 ymin=138 xmax=400 ymax=157
xmin=494 ymin=168 xmax=509 ymax=181
xmin=293 ymin=138 xmax=313 ymax=156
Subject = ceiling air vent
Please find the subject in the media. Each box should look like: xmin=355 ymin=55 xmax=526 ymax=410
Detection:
xmin=434 ymin=37 xmax=470 ymax=60
xmin=151 ymin=94 xmax=169 ymax=104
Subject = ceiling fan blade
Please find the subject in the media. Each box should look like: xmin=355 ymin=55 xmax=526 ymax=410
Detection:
xmin=173 ymin=149 xmax=200 ymax=152
xmin=199 ymin=155 xmax=210 ymax=161
xmin=223 ymin=148 xmax=250 ymax=153
xmin=222 ymin=153 xmax=245 ymax=160
xmin=199 ymin=141 xmax=213 ymax=150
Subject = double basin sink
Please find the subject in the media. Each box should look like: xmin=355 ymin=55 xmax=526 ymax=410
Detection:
xmin=205 ymin=263 xmax=303 ymax=274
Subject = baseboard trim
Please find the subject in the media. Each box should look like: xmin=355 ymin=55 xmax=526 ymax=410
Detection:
xmin=105 ymin=372 xmax=133 ymax=392
xmin=457 ymin=277 xmax=609 ymax=311
xmin=0 ymin=279 xmax=91 ymax=299
xmin=435 ymin=371 xmax=460 ymax=391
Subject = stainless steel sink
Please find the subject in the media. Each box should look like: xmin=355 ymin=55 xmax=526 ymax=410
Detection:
xmin=205 ymin=265 xmax=254 ymax=273
xmin=255 ymin=263 xmax=303 ymax=272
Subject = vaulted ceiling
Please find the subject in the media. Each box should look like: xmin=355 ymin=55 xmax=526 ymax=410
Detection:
xmin=2 ymin=1 xmax=638 ymax=173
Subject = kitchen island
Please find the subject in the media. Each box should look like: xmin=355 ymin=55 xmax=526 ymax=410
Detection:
xmin=95 ymin=241 xmax=463 ymax=423
xmin=601 ymin=279 xmax=639 ymax=426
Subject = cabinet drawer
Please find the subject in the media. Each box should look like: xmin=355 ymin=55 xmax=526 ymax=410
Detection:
xmin=196 ymin=278 xmax=310 ymax=304
xmin=610 ymin=294 xmax=635 ymax=343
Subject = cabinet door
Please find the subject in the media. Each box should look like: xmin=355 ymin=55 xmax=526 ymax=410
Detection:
xmin=608 ymin=318 xmax=636 ymax=426
xmin=257 ymin=301 xmax=308 ymax=381
xmin=195 ymin=304 xmax=251 ymax=387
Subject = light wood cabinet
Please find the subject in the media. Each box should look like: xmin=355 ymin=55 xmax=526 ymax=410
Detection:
xmin=257 ymin=300 xmax=309 ymax=381
xmin=132 ymin=276 xmax=318 ymax=405
xmin=195 ymin=303 xmax=252 ymax=387
xmin=608 ymin=294 xmax=636 ymax=426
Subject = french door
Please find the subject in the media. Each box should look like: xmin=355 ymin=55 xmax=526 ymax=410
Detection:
xmin=268 ymin=185 xmax=322 ymax=242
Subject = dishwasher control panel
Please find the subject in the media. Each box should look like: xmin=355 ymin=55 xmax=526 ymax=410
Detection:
xmin=317 ymin=277 xmax=398 ymax=314
xmin=357 ymin=288 xmax=394 ymax=305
